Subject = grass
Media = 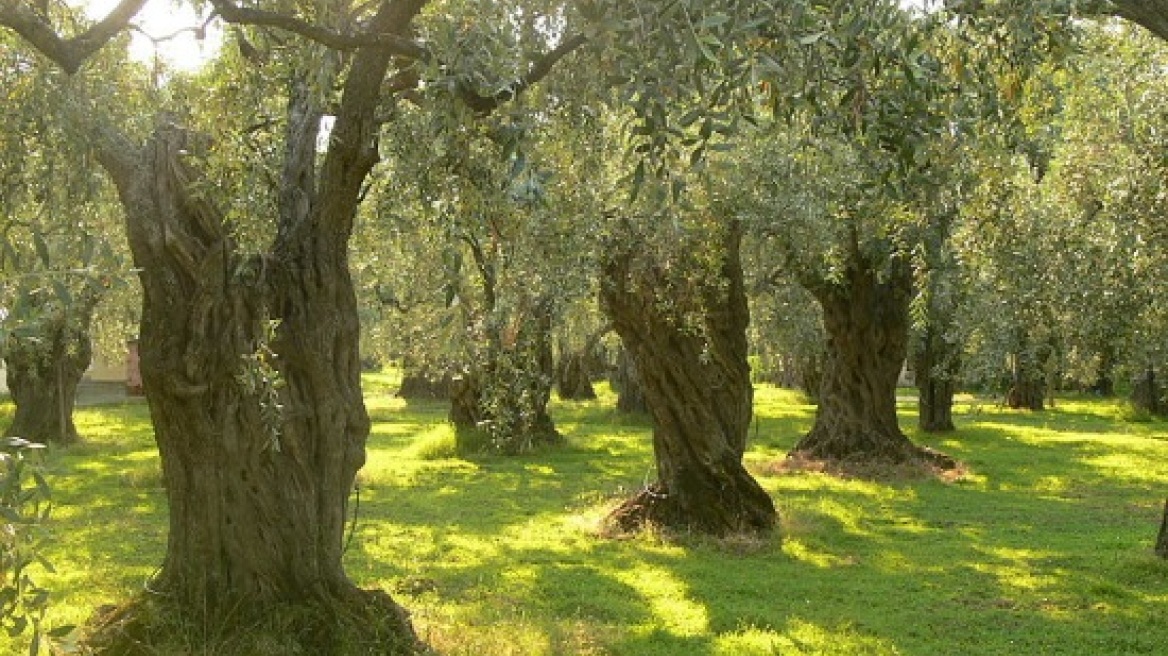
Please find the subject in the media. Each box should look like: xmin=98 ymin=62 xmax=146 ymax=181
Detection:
xmin=2 ymin=380 xmax=1168 ymax=655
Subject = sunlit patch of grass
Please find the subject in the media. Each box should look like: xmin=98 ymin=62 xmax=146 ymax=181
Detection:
xmin=4 ymin=381 xmax=1168 ymax=654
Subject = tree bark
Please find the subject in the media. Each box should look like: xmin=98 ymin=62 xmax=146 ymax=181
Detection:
xmin=397 ymin=360 xmax=452 ymax=400
xmin=3 ymin=290 xmax=98 ymax=445
xmin=914 ymin=325 xmax=958 ymax=433
xmin=792 ymin=257 xmax=951 ymax=467
xmin=1156 ymin=498 xmax=1168 ymax=559
xmin=611 ymin=348 xmax=648 ymax=414
xmin=79 ymin=5 xmax=426 ymax=645
xmin=96 ymin=121 xmax=417 ymax=639
xmin=449 ymin=298 xmax=560 ymax=453
xmin=1132 ymin=365 xmax=1164 ymax=416
xmin=1006 ymin=347 xmax=1047 ymax=411
xmin=555 ymin=350 xmax=597 ymax=400
xmin=600 ymin=224 xmax=776 ymax=536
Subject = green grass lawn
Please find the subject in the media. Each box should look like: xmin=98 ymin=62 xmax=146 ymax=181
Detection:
xmin=3 ymin=378 xmax=1168 ymax=655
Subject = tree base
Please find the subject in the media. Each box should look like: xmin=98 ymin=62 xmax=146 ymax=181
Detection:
xmin=80 ymin=587 xmax=425 ymax=656
xmin=604 ymin=481 xmax=776 ymax=538
xmin=783 ymin=444 xmax=960 ymax=481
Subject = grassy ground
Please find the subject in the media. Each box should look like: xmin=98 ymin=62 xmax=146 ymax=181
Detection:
xmin=2 ymin=376 xmax=1168 ymax=655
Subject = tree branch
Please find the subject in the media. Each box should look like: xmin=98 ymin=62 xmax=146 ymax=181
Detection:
xmin=1111 ymin=0 xmax=1168 ymax=42
xmin=207 ymin=0 xmax=428 ymax=59
xmin=458 ymin=33 xmax=588 ymax=115
xmin=0 ymin=0 xmax=148 ymax=74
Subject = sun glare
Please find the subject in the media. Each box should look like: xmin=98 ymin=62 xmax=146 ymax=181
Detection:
xmin=78 ymin=0 xmax=221 ymax=71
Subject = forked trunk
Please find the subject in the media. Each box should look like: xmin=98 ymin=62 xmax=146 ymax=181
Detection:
xmin=601 ymin=224 xmax=776 ymax=536
xmin=793 ymin=260 xmax=948 ymax=466
xmin=84 ymin=15 xmax=424 ymax=644
xmin=3 ymin=298 xmax=96 ymax=445
xmin=99 ymin=126 xmax=413 ymax=643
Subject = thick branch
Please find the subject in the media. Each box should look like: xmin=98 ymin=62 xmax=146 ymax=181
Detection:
xmin=0 ymin=0 xmax=147 ymax=74
xmin=208 ymin=0 xmax=427 ymax=59
xmin=458 ymin=33 xmax=588 ymax=115
xmin=1111 ymin=1 xmax=1168 ymax=42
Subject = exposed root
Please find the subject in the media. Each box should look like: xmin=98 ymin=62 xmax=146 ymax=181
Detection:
xmin=601 ymin=482 xmax=777 ymax=539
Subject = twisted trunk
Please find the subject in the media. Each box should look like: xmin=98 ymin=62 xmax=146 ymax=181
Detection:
xmin=793 ymin=258 xmax=948 ymax=466
xmin=3 ymin=292 xmax=97 ymax=445
xmin=80 ymin=5 xmax=426 ymax=647
xmin=555 ymin=351 xmax=597 ymax=400
xmin=601 ymin=225 xmax=775 ymax=536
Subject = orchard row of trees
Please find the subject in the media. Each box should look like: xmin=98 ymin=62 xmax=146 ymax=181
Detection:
xmin=4 ymin=0 xmax=1168 ymax=653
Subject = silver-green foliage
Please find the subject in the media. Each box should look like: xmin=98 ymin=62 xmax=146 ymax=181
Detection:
xmin=0 ymin=438 xmax=57 ymax=655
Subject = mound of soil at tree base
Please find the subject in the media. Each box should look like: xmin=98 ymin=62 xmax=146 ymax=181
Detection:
xmin=766 ymin=447 xmax=967 ymax=483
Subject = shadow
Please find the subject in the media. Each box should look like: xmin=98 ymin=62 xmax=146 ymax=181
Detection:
xmin=15 ymin=379 xmax=1168 ymax=655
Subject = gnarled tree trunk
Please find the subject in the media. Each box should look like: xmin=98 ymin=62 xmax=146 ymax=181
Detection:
xmin=914 ymin=325 xmax=958 ymax=433
xmin=397 ymin=360 xmax=452 ymax=400
xmin=611 ymin=348 xmax=648 ymax=414
xmin=555 ymin=350 xmax=597 ymax=400
xmin=555 ymin=323 xmax=610 ymax=401
xmin=449 ymin=297 xmax=560 ymax=453
xmin=792 ymin=257 xmax=949 ymax=466
xmin=84 ymin=24 xmax=423 ymax=650
xmin=3 ymin=290 xmax=98 ymax=445
xmin=601 ymin=224 xmax=775 ymax=536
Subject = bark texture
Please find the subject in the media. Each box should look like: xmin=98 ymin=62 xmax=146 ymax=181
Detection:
xmin=78 ymin=3 xmax=427 ymax=646
xmin=396 ymin=361 xmax=452 ymax=400
xmin=600 ymin=224 xmax=776 ymax=536
xmin=1156 ymin=498 xmax=1168 ymax=559
xmin=914 ymin=325 xmax=958 ymax=433
xmin=449 ymin=298 xmax=560 ymax=453
xmin=611 ymin=348 xmax=648 ymax=414
xmin=3 ymin=291 xmax=98 ymax=445
xmin=1132 ymin=366 xmax=1165 ymax=417
xmin=555 ymin=351 xmax=597 ymax=400
xmin=793 ymin=256 xmax=950 ymax=467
